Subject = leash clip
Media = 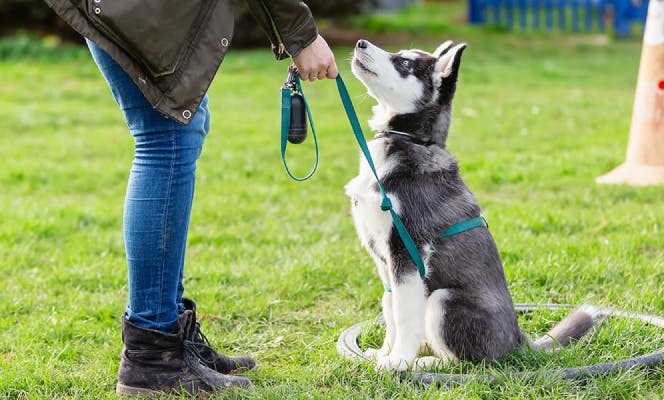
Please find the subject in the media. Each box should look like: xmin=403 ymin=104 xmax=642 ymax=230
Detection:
xmin=282 ymin=65 xmax=299 ymax=93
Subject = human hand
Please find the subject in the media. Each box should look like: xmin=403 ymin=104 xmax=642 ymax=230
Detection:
xmin=292 ymin=34 xmax=338 ymax=82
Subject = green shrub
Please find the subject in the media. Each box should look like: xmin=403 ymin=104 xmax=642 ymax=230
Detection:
xmin=0 ymin=33 xmax=86 ymax=61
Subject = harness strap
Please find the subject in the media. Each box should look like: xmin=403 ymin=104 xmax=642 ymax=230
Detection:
xmin=439 ymin=215 xmax=489 ymax=239
xmin=381 ymin=216 xmax=488 ymax=293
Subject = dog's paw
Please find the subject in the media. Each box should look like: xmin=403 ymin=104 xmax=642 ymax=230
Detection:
xmin=376 ymin=355 xmax=411 ymax=372
xmin=364 ymin=347 xmax=390 ymax=360
xmin=412 ymin=356 xmax=442 ymax=371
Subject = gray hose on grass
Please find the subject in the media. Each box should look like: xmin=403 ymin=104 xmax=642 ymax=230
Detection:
xmin=336 ymin=303 xmax=664 ymax=385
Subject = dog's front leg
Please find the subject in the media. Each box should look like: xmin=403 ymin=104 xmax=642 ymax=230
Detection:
xmin=365 ymin=290 xmax=395 ymax=359
xmin=377 ymin=273 xmax=425 ymax=371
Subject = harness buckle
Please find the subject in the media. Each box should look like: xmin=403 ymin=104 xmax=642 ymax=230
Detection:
xmin=380 ymin=197 xmax=392 ymax=211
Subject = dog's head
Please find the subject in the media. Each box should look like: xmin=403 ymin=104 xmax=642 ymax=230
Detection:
xmin=351 ymin=40 xmax=466 ymax=146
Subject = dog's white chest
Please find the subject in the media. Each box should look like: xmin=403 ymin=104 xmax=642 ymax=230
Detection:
xmin=345 ymin=173 xmax=393 ymax=242
xmin=344 ymin=140 xmax=398 ymax=278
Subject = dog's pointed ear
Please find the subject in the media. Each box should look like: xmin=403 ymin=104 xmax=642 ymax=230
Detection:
xmin=432 ymin=40 xmax=454 ymax=58
xmin=435 ymin=43 xmax=467 ymax=79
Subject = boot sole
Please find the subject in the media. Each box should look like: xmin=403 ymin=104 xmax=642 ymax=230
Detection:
xmin=116 ymin=383 xmax=170 ymax=397
xmin=116 ymin=383 xmax=211 ymax=398
xmin=116 ymin=383 xmax=161 ymax=397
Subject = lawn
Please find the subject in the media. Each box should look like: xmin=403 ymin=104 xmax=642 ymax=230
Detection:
xmin=1 ymin=3 xmax=663 ymax=399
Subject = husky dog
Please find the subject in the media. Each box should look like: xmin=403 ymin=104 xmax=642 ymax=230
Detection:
xmin=345 ymin=39 xmax=598 ymax=371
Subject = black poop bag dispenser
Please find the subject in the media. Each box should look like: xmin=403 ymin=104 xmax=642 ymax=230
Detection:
xmin=282 ymin=65 xmax=307 ymax=144
xmin=279 ymin=65 xmax=319 ymax=181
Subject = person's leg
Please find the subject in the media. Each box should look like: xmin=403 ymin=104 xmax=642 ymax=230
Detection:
xmin=86 ymin=41 xmax=252 ymax=395
xmin=123 ymin=104 xmax=208 ymax=331
xmin=87 ymin=40 xmax=207 ymax=332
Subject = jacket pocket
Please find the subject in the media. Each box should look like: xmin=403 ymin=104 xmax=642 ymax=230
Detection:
xmin=84 ymin=0 xmax=211 ymax=77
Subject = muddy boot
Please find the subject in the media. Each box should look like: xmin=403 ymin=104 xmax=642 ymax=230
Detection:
xmin=182 ymin=298 xmax=257 ymax=373
xmin=116 ymin=310 xmax=251 ymax=397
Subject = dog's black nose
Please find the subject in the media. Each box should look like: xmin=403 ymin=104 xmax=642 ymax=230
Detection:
xmin=356 ymin=40 xmax=368 ymax=49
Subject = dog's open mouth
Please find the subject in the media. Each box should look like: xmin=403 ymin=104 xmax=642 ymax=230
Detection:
xmin=353 ymin=58 xmax=377 ymax=77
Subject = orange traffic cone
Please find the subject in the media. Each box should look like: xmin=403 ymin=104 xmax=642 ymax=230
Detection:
xmin=596 ymin=0 xmax=664 ymax=186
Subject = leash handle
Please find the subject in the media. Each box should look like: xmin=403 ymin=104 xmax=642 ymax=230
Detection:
xmin=280 ymin=71 xmax=319 ymax=181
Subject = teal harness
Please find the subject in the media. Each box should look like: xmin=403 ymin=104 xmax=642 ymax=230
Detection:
xmin=280 ymin=71 xmax=488 ymax=286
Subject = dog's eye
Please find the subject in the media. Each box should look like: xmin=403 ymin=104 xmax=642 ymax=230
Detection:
xmin=401 ymin=60 xmax=411 ymax=68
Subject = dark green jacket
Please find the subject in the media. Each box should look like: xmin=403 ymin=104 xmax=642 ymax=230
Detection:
xmin=44 ymin=0 xmax=318 ymax=124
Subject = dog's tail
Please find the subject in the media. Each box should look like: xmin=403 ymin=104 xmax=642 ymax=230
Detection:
xmin=529 ymin=305 xmax=602 ymax=351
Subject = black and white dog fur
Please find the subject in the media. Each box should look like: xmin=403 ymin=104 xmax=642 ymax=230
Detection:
xmin=345 ymin=39 xmax=599 ymax=371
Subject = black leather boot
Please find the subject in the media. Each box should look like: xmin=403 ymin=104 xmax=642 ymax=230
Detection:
xmin=116 ymin=310 xmax=251 ymax=397
xmin=182 ymin=298 xmax=257 ymax=373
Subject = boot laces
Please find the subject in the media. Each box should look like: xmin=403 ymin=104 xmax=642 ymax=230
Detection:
xmin=184 ymin=323 xmax=217 ymax=367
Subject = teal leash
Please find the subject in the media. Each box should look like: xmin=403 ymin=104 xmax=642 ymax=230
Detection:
xmin=334 ymin=75 xmax=427 ymax=280
xmin=280 ymin=72 xmax=489 ymax=282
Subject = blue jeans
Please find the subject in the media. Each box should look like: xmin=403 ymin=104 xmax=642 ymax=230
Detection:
xmin=87 ymin=41 xmax=210 ymax=332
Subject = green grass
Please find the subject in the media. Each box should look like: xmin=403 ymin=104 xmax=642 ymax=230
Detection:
xmin=1 ymin=3 xmax=663 ymax=399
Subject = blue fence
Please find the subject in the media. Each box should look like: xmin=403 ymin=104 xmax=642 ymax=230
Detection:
xmin=468 ymin=0 xmax=649 ymax=37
